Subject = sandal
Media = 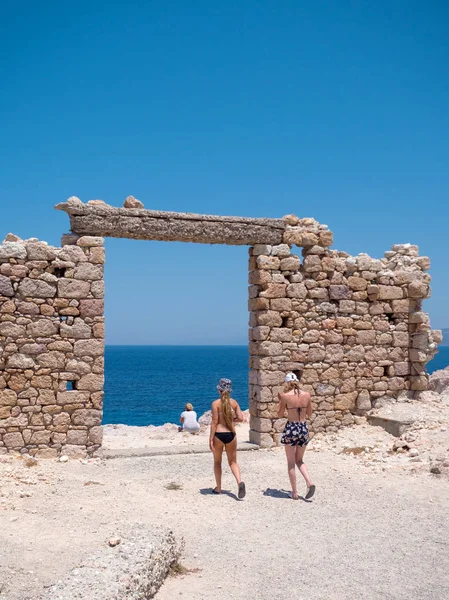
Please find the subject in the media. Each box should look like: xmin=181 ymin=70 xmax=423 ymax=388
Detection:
xmin=305 ymin=485 xmax=316 ymax=500
xmin=238 ymin=482 xmax=246 ymax=499
xmin=212 ymin=487 xmax=221 ymax=494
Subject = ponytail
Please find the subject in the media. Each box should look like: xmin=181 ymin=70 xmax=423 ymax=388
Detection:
xmin=220 ymin=391 xmax=235 ymax=432
xmin=284 ymin=380 xmax=301 ymax=394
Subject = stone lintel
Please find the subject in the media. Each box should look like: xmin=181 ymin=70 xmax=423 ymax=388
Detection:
xmin=55 ymin=201 xmax=286 ymax=245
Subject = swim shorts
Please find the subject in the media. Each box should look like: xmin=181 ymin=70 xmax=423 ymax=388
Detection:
xmin=281 ymin=421 xmax=310 ymax=446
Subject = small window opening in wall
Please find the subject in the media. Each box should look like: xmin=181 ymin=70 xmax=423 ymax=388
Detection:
xmin=60 ymin=316 xmax=68 ymax=322
xmin=387 ymin=313 xmax=395 ymax=323
xmin=282 ymin=316 xmax=289 ymax=328
xmin=292 ymin=369 xmax=302 ymax=382
xmin=54 ymin=268 xmax=66 ymax=278
xmin=66 ymin=380 xmax=77 ymax=391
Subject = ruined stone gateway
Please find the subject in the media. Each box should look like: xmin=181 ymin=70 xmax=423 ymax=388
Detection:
xmin=0 ymin=196 xmax=442 ymax=456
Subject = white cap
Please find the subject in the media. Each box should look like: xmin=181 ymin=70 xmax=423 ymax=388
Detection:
xmin=285 ymin=372 xmax=298 ymax=382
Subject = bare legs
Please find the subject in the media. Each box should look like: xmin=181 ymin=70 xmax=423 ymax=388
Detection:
xmin=212 ymin=438 xmax=224 ymax=492
xmin=284 ymin=444 xmax=313 ymax=499
xmin=212 ymin=437 xmax=243 ymax=495
xmin=284 ymin=445 xmax=299 ymax=499
xmin=225 ymin=437 xmax=241 ymax=485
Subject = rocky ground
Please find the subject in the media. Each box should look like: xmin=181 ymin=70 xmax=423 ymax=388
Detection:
xmin=1 ymin=369 xmax=448 ymax=600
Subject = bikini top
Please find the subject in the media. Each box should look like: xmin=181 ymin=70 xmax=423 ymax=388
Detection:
xmin=286 ymin=403 xmax=306 ymax=420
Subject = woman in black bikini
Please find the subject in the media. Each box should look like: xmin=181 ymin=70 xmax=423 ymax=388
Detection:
xmin=278 ymin=373 xmax=316 ymax=500
xmin=209 ymin=378 xmax=246 ymax=499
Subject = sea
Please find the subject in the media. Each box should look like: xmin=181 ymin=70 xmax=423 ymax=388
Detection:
xmin=103 ymin=345 xmax=449 ymax=427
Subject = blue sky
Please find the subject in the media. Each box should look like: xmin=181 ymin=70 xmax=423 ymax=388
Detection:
xmin=1 ymin=1 xmax=448 ymax=344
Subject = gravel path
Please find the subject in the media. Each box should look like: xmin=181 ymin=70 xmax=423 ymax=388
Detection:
xmin=1 ymin=447 xmax=448 ymax=600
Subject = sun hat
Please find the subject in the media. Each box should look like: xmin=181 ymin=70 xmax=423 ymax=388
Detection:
xmin=285 ymin=372 xmax=299 ymax=382
xmin=217 ymin=378 xmax=232 ymax=392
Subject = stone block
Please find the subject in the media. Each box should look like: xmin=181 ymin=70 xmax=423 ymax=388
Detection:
xmin=269 ymin=328 xmax=292 ymax=342
xmin=79 ymin=299 xmax=104 ymax=318
xmin=0 ymin=322 xmax=26 ymax=337
xmin=25 ymin=242 xmax=56 ymax=261
xmin=71 ymin=409 xmax=102 ymax=427
xmin=378 ymin=285 xmax=403 ymax=300
xmin=355 ymin=330 xmax=376 ymax=345
xmin=3 ymin=432 xmax=24 ymax=448
xmin=0 ymin=274 xmax=14 ymax=297
xmin=271 ymin=244 xmax=291 ymax=257
xmin=252 ymin=244 xmax=271 ymax=256
xmin=73 ymin=263 xmax=103 ymax=281
xmin=256 ymin=311 xmax=283 ymax=327
xmin=30 ymin=430 xmax=51 ymax=445
xmin=318 ymin=230 xmax=333 ymax=246
xmin=76 ymin=236 xmax=104 ymax=247
xmin=329 ymin=285 xmax=351 ymax=300
xmin=286 ymin=283 xmax=307 ymax=298
xmin=249 ymin=270 xmax=271 ymax=285
xmin=26 ymin=320 xmax=59 ymax=337
xmin=258 ymin=341 xmax=283 ymax=356
xmin=256 ymin=256 xmax=280 ymax=270
xmin=88 ymin=426 xmax=103 ymax=444
xmin=339 ymin=300 xmax=355 ymax=313
xmin=66 ymin=429 xmax=89 ymax=445
xmin=76 ymin=373 xmax=104 ymax=392
xmin=408 ymin=281 xmax=429 ymax=298
xmin=270 ymin=298 xmax=292 ymax=311
xmin=60 ymin=319 xmax=92 ymax=339
xmin=57 ymin=391 xmax=90 ymax=405
xmin=391 ymin=299 xmax=410 ymax=313
xmin=347 ymin=276 xmax=368 ymax=291
xmin=0 ymin=242 xmax=27 ymax=259
xmin=410 ymin=375 xmax=428 ymax=391
xmin=259 ymin=283 xmax=287 ymax=299
xmin=393 ymin=332 xmax=409 ymax=347
xmin=18 ymin=278 xmax=56 ymax=298
xmin=74 ymin=339 xmax=104 ymax=357
xmin=334 ymin=392 xmax=357 ymax=411
xmin=7 ymin=354 xmax=35 ymax=369
xmin=249 ymin=429 xmax=274 ymax=447
xmin=58 ymin=279 xmax=91 ymax=299
xmin=279 ymin=257 xmax=300 ymax=271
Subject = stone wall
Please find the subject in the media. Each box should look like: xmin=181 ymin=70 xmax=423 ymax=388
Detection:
xmin=0 ymin=234 xmax=105 ymax=457
xmin=0 ymin=197 xmax=441 ymax=454
xmin=248 ymin=216 xmax=442 ymax=446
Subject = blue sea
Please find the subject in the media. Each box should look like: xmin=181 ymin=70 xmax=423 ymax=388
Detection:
xmin=104 ymin=346 xmax=249 ymax=426
xmin=103 ymin=345 xmax=449 ymax=426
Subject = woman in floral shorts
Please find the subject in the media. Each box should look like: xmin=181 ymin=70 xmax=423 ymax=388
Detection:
xmin=278 ymin=373 xmax=316 ymax=500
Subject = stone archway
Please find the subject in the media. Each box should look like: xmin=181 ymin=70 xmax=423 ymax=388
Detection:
xmin=0 ymin=196 xmax=441 ymax=456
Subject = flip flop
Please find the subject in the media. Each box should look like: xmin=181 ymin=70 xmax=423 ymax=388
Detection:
xmin=212 ymin=487 xmax=221 ymax=494
xmin=288 ymin=492 xmax=299 ymax=500
xmin=305 ymin=485 xmax=316 ymax=500
xmin=238 ymin=482 xmax=246 ymax=499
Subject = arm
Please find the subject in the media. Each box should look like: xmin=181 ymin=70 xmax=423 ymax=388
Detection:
xmin=306 ymin=395 xmax=312 ymax=418
xmin=277 ymin=393 xmax=286 ymax=419
xmin=232 ymin=400 xmax=244 ymax=423
xmin=179 ymin=414 xmax=185 ymax=424
xmin=209 ymin=402 xmax=219 ymax=451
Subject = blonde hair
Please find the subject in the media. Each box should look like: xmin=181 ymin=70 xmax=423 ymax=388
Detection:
xmin=219 ymin=391 xmax=235 ymax=432
xmin=185 ymin=403 xmax=193 ymax=411
xmin=284 ymin=380 xmax=301 ymax=394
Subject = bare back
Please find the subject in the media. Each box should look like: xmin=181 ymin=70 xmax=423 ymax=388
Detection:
xmin=278 ymin=390 xmax=311 ymax=422
xmin=211 ymin=398 xmax=242 ymax=432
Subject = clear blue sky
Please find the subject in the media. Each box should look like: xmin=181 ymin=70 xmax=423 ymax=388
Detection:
xmin=1 ymin=1 xmax=448 ymax=344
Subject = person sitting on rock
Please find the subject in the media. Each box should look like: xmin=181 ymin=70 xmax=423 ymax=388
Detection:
xmin=179 ymin=403 xmax=200 ymax=434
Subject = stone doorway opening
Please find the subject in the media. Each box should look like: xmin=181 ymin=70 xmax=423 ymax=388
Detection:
xmin=101 ymin=238 xmax=249 ymax=430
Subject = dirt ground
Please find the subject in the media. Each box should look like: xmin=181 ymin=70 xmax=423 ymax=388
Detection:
xmin=1 ymin=417 xmax=449 ymax=600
